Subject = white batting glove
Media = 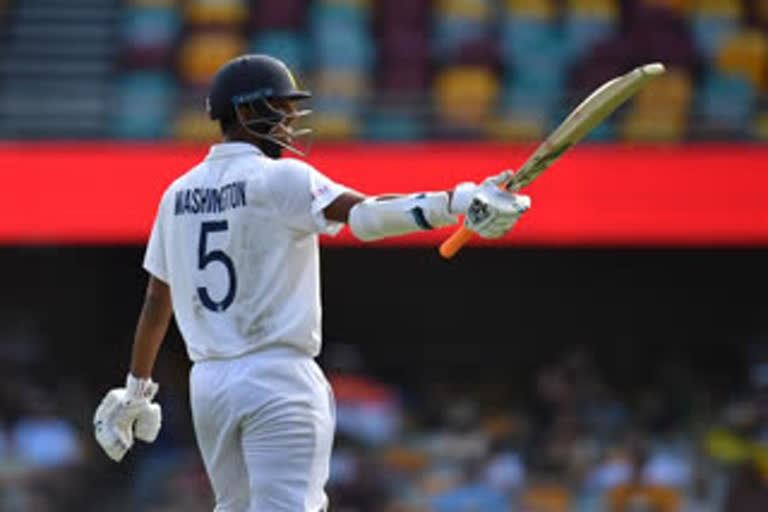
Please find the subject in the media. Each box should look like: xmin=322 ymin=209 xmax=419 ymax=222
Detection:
xmin=94 ymin=374 xmax=162 ymax=462
xmin=457 ymin=170 xmax=531 ymax=239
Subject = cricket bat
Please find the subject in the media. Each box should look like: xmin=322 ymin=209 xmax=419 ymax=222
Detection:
xmin=439 ymin=62 xmax=666 ymax=259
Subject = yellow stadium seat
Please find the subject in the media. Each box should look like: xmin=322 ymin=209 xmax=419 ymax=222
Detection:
xmin=488 ymin=116 xmax=546 ymax=141
xmin=178 ymin=33 xmax=245 ymax=85
xmin=716 ymin=30 xmax=768 ymax=89
xmin=435 ymin=66 xmax=499 ymax=129
xmin=184 ymin=0 xmax=247 ymax=25
xmin=173 ymin=109 xmax=220 ymax=142
xmin=312 ymin=113 xmax=360 ymax=140
xmin=436 ymin=0 xmax=492 ymax=20
xmin=566 ymin=0 xmax=618 ymax=17
xmin=505 ymin=0 xmax=557 ymax=19
xmin=692 ymin=0 xmax=742 ymax=17
xmin=311 ymin=70 xmax=369 ymax=100
xmin=754 ymin=112 xmax=768 ymax=140
xmin=620 ymin=69 xmax=692 ymax=142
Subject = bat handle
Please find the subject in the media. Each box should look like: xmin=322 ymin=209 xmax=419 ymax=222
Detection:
xmin=438 ymin=226 xmax=474 ymax=259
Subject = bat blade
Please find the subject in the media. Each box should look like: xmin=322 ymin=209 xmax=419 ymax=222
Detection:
xmin=506 ymin=62 xmax=665 ymax=191
xmin=438 ymin=62 xmax=665 ymax=259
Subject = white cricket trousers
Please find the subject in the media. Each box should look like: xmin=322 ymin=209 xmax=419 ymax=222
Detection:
xmin=189 ymin=346 xmax=336 ymax=512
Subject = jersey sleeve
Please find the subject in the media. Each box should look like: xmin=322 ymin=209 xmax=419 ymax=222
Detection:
xmin=266 ymin=158 xmax=348 ymax=235
xmin=142 ymin=191 xmax=169 ymax=283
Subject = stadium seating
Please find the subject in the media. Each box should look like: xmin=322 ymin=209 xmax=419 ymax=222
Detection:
xmin=178 ymin=32 xmax=246 ymax=86
xmin=716 ymin=30 xmax=768 ymax=90
xmin=184 ymin=0 xmax=247 ymax=25
xmin=689 ymin=0 xmax=743 ymax=61
xmin=641 ymin=0 xmax=690 ymax=12
xmin=310 ymin=4 xmax=373 ymax=71
xmin=120 ymin=5 xmax=180 ymax=67
xmin=621 ymin=69 xmax=693 ymax=142
xmin=125 ymin=0 xmax=176 ymax=6
xmin=434 ymin=66 xmax=500 ymax=135
xmin=2 ymin=0 xmax=767 ymax=141
xmin=172 ymin=107 xmax=223 ymax=141
xmin=107 ymin=0 xmax=768 ymax=142
xmin=433 ymin=0 xmax=493 ymax=63
xmin=755 ymin=110 xmax=768 ymax=140
xmin=363 ymin=108 xmax=425 ymax=141
xmin=306 ymin=2 xmax=372 ymax=139
xmin=113 ymin=73 xmax=174 ymax=138
xmin=376 ymin=30 xmax=430 ymax=91
xmin=250 ymin=31 xmax=306 ymax=75
xmin=251 ymin=0 xmax=305 ymax=29
xmin=505 ymin=0 xmax=557 ymax=17
xmin=563 ymin=0 xmax=619 ymax=61
xmin=695 ymin=72 xmax=755 ymax=138
xmin=499 ymin=0 xmax=564 ymax=139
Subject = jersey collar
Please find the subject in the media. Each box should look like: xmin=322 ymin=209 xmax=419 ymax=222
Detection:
xmin=205 ymin=142 xmax=264 ymax=160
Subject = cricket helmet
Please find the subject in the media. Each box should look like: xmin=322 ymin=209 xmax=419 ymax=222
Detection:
xmin=206 ymin=54 xmax=312 ymax=157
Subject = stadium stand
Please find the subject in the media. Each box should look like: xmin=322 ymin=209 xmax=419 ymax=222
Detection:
xmin=308 ymin=1 xmax=372 ymax=139
xmin=620 ymin=69 xmax=692 ymax=141
xmin=690 ymin=0 xmax=744 ymax=61
xmin=0 ymin=0 xmax=118 ymax=138
xmin=0 ymin=0 xmax=766 ymax=141
xmin=434 ymin=65 xmax=499 ymax=137
xmin=716 ymin=29 xmax=768 ymax=90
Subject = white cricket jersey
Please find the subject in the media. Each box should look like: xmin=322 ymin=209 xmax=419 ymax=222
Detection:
xmin=143 ymin=142 xmax=347 ymax=362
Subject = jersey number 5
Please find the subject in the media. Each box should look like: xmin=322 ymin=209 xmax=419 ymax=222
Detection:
xmin=197 ymin=221 xmax=237 ymax=312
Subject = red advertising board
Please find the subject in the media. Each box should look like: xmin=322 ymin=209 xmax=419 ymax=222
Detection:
xmin=1 ymin=142 xmax=766 ymax=246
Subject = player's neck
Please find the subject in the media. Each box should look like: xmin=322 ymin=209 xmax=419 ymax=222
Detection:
xmin=221 ymin=133 xmax=282 ymax=159
xmin=223 ymin=130 xmax=257 ymax=145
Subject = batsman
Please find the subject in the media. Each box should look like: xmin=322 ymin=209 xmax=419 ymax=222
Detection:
xmin=93 ymin=54 xmax=531 ymax=511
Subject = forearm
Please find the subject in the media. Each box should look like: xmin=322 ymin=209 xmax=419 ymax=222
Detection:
xmin=323 ymin=181 xmax=480 ymax=242
xmin=130 ymin=277 xmax=172 ymax=379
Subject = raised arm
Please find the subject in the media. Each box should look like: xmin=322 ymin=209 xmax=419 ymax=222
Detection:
xmin=323 ymin=171 xmax=531 ymax=241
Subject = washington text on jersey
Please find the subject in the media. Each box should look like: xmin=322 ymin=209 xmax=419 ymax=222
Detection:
xmin=174 ymin=181 xmax=247 ymax=216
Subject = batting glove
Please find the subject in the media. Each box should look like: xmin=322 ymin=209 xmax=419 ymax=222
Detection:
xmin=94 ymin=374 xmax=162 ymax=462
xmin=466 ymin=170 xmax=531 ymax=238
xmin=451 ymin=170 xmax=531 ymax=239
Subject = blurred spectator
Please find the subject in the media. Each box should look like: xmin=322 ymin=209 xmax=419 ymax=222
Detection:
xmin=607 ymin=443 xmax=682 ymax=512
xmin=0 ymin=382 xmax=84 ymax=512
xmin=431 ymin=458 xmax=510 ymax=512
xmin=326 ymin=343 xmax=403 ymax=445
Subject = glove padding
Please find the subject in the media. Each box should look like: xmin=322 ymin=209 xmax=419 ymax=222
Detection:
xmin=464 ymin=170 xmax=531 ymax=239
xmin=94 ymin=374 xmax=162 ymax=462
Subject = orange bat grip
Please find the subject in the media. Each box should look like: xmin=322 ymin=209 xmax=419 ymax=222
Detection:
xmin=438 ymin=226 xmax=474 ymax=259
